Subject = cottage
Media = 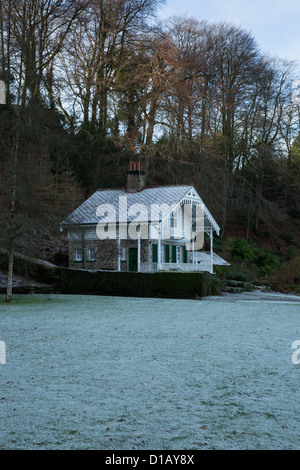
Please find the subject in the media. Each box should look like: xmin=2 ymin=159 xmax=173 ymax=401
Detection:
xmin=60 ymin=163 xmax=223 ymax=274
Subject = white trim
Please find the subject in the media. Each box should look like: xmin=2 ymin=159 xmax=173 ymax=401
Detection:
xmin=118 ymin=238 xmax=121 ymax=272
xmin=158 ymin=223 xmax=161 ymax=268
xmin=210 ymin=227 xmax=213 ymax=274
xmin=138 ymin=235 xmax=141 ymax=272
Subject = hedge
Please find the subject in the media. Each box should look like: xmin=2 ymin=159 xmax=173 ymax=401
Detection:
xmin=54 ymin=268 xmax=211 ymax=299
xmin=0 ymin=250 xmax=212 ymax=299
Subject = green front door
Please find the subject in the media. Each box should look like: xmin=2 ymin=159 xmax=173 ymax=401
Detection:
xmin=129 ymin=248 xmax=138 ymax=272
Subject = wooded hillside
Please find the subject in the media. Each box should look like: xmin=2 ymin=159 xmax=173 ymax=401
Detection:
xmin=0 ymin=0 xmax=300 ymax=293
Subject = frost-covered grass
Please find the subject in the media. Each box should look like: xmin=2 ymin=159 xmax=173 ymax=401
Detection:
xmin=0 ymin=294 xmax=300 ymax=450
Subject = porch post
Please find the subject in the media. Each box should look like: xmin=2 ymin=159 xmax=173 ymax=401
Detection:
xmin=117 ymin=236 xmax=121 ymax=272
xmin=158 ymin=224 xmax=161 ymax=270
xmin=81 ymin=229 xmax=85 ymax=269
xmin=138 ymin=234 xmax=141 ymax=272
xmin=192 ymin=238 xmax=195 ymax=264
xmin=210 ymin=227 xmax=213 ymax=274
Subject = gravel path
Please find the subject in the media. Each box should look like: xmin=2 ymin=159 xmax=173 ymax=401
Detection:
xmin=207 ymin=289 xmax=300 ymax=302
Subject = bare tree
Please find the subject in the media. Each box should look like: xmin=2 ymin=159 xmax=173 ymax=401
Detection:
xmin=0 ymin=0 xmax=85 ymax=301
xmin=58 ymin=0 xmax=165 ymax=134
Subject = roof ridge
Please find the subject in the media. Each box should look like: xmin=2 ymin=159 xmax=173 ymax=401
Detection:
xmin=95 ymin=184 xmax=192 ymax=192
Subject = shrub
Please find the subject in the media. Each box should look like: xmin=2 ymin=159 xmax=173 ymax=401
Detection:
xmin=275 ymin=256 xmax=300 ymax=286
xmin=226 ymin=271 xmax=248 ymax=282
xmin=231 ymin=237 xmax=256 ymax=262
xmin=253 ymin=247 xmax=280 ymax=275
xmin=230 ymin=237 xmax=280 ymax=276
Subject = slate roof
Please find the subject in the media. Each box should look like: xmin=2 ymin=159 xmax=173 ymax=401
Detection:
xmin=61 ymin=185 xmax=220 ymax=232
xmin=188 ymin=251 xmax=230 ymax=266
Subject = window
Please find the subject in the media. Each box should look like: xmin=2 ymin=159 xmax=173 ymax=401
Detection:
xmin=170 ymin=211 xmax=178 ymax=228
xmin=121 ymin=247 xmax=126 ymax=261
xmin=75 ymin=249 xmax=82 ymax=261
xmin=160 ymin=244 xmax=164 ymax=263
xmin=176 ymin=246 xmax=182 ymax=263
xmin=88 ymin=248 xmax=95 ymax=261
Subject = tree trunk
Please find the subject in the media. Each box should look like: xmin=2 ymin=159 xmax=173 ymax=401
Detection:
xmin=6 ymin=122 xmax=20 ymax=302
xmin=145 ymin=94 xmax=158 ymax=147
xmin=6 ymin=239 xmax=14 ymax=302
xmin=200 ymin=75 xmax=208 ymax=150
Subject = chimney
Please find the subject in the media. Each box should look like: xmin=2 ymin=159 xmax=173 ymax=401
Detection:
xmin=126 ymin=161 xmax=146 ymax=192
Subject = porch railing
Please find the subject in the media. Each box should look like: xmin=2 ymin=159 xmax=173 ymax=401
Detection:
xmin=139 ymin=262 xmax=213 ymax=274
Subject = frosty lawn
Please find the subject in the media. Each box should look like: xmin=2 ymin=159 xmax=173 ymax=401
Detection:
xmin=0 ymin=294 xmax=300 ymax=450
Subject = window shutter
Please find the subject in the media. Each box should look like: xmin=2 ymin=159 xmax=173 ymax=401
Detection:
xmin=165 ymin=245 xmax=170 ymax=263
xmin=152 ymin=244 xmax=158 ymax=263
xmin=172 ymin=245 xmax=177 ymax=263
xmin=183 ymin=246 xmax=188 ymax=263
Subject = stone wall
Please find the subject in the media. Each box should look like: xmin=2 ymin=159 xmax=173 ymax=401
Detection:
xmin=69 ymin=235 xmax=153 ymax=271
xmin=69 ymin=239 xmax=118 ymax=271
xmin=68 ymin=236 xmax=185 ymax=272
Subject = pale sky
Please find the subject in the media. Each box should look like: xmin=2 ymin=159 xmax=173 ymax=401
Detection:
xmin=157 ymin=0 xmax=300 ymax=65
